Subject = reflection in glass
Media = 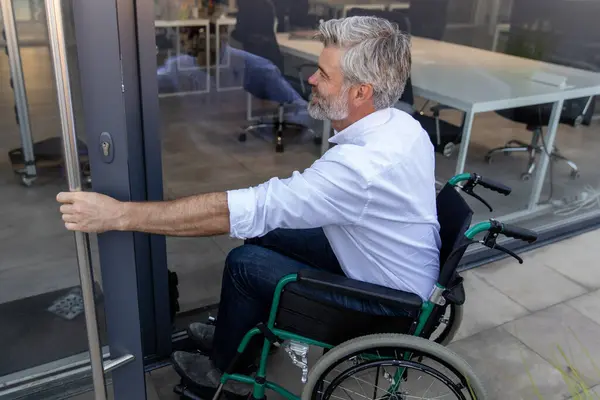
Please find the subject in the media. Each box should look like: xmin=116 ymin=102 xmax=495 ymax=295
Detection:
xmin=153 ymin=0 xmax=600 ymax=327
xmin=155 ymin=0 xmax=323 ymax=321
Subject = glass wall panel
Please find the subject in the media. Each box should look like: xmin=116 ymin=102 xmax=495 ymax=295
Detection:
xmin=153 ymin=0 xmax=323 ymax=324
xmin=150 ymin=0 xmax=600 ymax=327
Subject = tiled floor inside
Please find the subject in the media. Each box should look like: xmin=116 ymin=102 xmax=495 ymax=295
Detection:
xmin=2 ymin=38 xmax=600 ymax=394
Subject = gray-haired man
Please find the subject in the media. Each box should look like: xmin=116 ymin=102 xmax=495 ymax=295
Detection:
xmin=57 ymin=16 xmax=440 ymax=394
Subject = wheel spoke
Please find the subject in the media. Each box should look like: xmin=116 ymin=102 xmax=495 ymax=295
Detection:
xmin=309 ymin=338 xmax=481 ymax=400
xmin=323 ymin=374 xmax=392 ymax=400
xmin=321 ymin=359 xmax=467 ymax=400
xmin=421 ymin=379 xmax=436 ymax=398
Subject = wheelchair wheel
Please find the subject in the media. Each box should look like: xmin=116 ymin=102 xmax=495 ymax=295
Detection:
xmin=302 ymin=333 xmax=486 ymax=400
xmin=431 ymin=303 xmax=463 ymax=346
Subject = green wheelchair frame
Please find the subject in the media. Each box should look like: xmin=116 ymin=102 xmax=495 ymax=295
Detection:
xmin=187 ymin=172 xmax=537 ymax=400
xmin=219 ymin=266 xmax=462 ymax=400
xmin=218 ymin=233 xmax=517 ymax=400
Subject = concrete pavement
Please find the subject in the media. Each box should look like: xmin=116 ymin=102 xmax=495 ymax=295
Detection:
xmin=141 ymin=228 xmax=600 ymax=400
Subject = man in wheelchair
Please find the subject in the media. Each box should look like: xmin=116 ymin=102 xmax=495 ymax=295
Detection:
xmin=57 ymin=16 xmax=528 ymax=399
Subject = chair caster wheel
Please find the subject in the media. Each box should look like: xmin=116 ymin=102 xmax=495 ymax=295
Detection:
xmin=238 ymin=133 xmax=247 ymax=142
xmin=313 ymin=136 xmax=322 ymax=145
xmin=276 ymin=143 xmax=284 ymax=153
xmin=20 ymin=175 xmax=35 ymax=187
xmin=520 ymin=172 xmax=532 ymax=182
xmin=484 ymin=155 xmax=493 ymax=164
xmin=442 ymin=142 xmax=455 ymax=158
xmin=570 ymin=170 xmax=580 ymax=180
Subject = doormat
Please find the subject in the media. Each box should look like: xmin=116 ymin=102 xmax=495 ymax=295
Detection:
xmin=0 ymin=286 xmax=107 ymax=378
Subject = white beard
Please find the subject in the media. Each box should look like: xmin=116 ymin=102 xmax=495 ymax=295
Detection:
xmin=307 ymin=86 xmax=350 ymax=121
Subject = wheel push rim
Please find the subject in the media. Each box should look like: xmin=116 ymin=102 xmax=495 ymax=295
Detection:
xmin=311 ymin=347 xmax=477 ymax=400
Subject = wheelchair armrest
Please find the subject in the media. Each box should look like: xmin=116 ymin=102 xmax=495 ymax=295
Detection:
xmin=296 ymin=270 xmax=423 ymax=310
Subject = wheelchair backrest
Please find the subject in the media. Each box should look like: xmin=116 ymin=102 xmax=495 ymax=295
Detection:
xmin=436 ymin=183 xmax=474 ymax=287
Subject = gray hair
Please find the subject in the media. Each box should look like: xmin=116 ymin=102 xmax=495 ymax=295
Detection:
xmin=315 ymin=16 xmax=411 ymax=110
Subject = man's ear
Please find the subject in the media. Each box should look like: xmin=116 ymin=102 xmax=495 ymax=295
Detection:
xmin=355 ymin=84 xmax=374 ymax=103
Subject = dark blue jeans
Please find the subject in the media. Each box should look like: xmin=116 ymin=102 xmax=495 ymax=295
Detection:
xmin=210 ymin=228 xmax=410 ymax=372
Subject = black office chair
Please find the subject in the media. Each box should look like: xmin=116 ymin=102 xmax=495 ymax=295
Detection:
xmin=346 ymin=8 xmax=411 ymax=34
xmin=272 ymin=0 xmax=289 ymax=32
xmin=408 ymin=0 xmax=462 ymax=155
xmin=228 ymin=42 xmax=318 ymax=153
xmin=414 ymin=106 xmax=465 ymax=158
xmin=408 ymin=0 xmax=449 ymax=41
xmin=231 ymin=0 xmax=319 ymax=152
xmin=404 ymin=79 xmax=465 ymax=157
xmin=395 ymin=70 xmax=464 ymax=158
xmin=483 ymin=3 xmax=595 ymax=181
xmin=272 ymin=0 xmax=322 ymax=32
xmin=484 ymin=95 xmax=593 ymax=180
xmin=349 ymin=2 xmax=449 ymax=42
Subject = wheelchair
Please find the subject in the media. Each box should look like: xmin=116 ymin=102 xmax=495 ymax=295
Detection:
xmin=173 ymin=172 xmax=538 ymax=400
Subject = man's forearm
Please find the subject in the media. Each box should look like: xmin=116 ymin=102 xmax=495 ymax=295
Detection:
xmin=120 ymin=192 xmax=230 ymax=236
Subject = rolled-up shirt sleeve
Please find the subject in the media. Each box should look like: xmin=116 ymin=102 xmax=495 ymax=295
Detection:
xmin=226 ymin=156 xmax=370 ymax=239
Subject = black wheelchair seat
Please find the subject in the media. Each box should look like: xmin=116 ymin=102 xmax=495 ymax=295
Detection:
xmin=296 ymin=270 xmax=423 ymax=309
xmin=275 ymin=270 xmax=423 ymax=347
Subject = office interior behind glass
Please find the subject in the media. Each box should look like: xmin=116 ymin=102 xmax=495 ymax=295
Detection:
xmin=1 ymin=0 xmax=600 ymax=396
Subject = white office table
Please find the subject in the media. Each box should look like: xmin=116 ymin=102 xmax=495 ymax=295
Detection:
xmin=155 ymin=19 xmax=211 ymax=96
xmin=215 ymin=15 xmax=240 ymax=92
xmin=155 ymin=15 xmax=241 ymax=95
xmin=276 ymin=33 xmax=600 ymax=211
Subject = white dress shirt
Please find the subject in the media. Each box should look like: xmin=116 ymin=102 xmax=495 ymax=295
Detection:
xmin=227 ymin=107 xmax=441 ymax=300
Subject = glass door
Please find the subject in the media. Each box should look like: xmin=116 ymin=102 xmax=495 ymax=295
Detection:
xmin=0 ymin=0 xmax=151 ymax=398
xmin=0 ymin=0 xmax=109 ymax=396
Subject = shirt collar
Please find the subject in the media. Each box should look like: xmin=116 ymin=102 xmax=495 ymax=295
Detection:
xmin=329 ymin=108 xmax=393 ymax=145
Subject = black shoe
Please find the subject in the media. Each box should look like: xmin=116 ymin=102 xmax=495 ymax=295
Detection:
xmin=171 ymin=351 xmax=251 ymax=397
xmin=187 ymin=322 xmax=279 ymax=359
xmin=187 ymin=323 xmax=215 ymax=354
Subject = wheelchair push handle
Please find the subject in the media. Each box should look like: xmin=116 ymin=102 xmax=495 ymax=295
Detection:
xmin=477 ymin=176 xmax=511 ymax=196
xmin=464 ymin=219 xmax=538 ymax=264
xmin=448 ymin=173 xmax=511 ymax=212
xmin=448 ymin=173 xmax=511 ymax=195
xmin=500 ymin=223 xmax=538 ymax=243
xmin=465 ymin=219 xmax=538 ymax=243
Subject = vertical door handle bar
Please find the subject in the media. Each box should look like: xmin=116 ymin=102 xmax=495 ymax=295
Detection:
xmin=43 ymin=0 xmax=108 ymax=398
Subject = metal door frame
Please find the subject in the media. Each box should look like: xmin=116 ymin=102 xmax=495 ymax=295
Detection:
xmin=113 ymin=0 xmax=175 ymax=361
xmin=71 ymin=0 xmax=179 ymax=378
xmin=68 ymin=0 xmax=172 ymax=397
